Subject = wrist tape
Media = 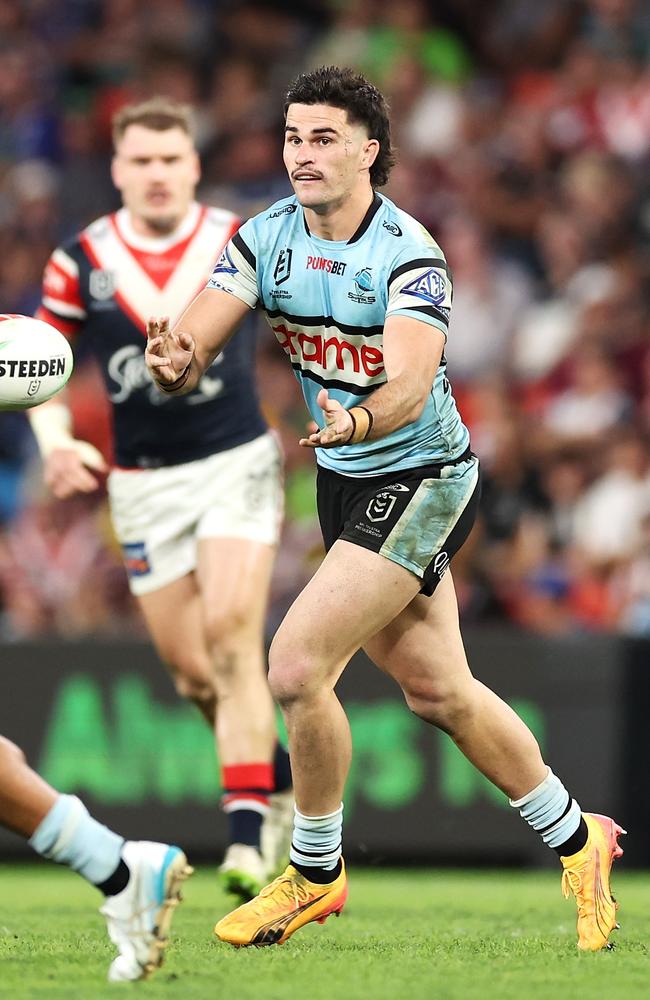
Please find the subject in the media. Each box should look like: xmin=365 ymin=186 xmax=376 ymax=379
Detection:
xmin=345 ymin=405 xmax=374 ymax=444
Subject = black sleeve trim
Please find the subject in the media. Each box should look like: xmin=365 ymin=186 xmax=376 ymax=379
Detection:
xmin=388 ymin=257 xmax=449 ymax=286
xmin=394 ymin=304 xmax=449 ymax=327
xmin=232 ymin=231 xmax=256 ymax=270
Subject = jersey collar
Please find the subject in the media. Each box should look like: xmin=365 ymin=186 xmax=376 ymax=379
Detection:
xmin=302 ymin=192 xmax=382 ymax=246
xmin=115 ymin=201 xmax=202 ymax=252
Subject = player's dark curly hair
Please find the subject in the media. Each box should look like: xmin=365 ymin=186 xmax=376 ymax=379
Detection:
xmin=284 ymin=66 xmax=396 ymax=188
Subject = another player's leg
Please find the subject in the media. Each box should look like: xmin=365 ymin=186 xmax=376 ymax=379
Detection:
xmin=365 ymin=571 xmax=624 ymax=951
xmin=198 ymin=536 xmax=292 ymax=898
xmin=138 ymin=558 xmax=291 ymax=900
xmin=214 ymin=541 xmax=422 ymax=946
xmin=0 ymin=736 xmax=191 ymax=980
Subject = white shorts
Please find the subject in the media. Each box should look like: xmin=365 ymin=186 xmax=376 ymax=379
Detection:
xmin=107 ymin=432 xmax=283 ymax=596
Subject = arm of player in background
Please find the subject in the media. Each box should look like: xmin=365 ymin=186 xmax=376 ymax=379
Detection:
xmin=29 ymin=393 xmax=108 ymax=499
xmin=145 ymin=288 xmax=250 ymax=394
xmin=299 ymin=315 xmax=445 ymax=448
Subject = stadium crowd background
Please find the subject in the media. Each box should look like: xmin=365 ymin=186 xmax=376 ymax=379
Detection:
xmin=0 ymin=0 xmax=648 ymax=640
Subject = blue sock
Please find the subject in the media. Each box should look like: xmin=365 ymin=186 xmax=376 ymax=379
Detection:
xmin=29 ymin=794 xmax=124 ymax=885
xmin=510 ymin=768 xmax=582 ymax=850
xmin=290 ymin=804 xmax=343 ymax=872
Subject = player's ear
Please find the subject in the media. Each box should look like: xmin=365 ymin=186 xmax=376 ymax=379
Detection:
xmin=191 ymin=151 xmax=201 ymax=186
xmin=361 ymin=138 xmax=379 ymax=173
xmin=111 ymin=155 xmax=123 ymax=192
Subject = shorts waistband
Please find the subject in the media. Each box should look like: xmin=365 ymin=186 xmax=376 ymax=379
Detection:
xmin=317 ymin=446 xmax=474 ymax=484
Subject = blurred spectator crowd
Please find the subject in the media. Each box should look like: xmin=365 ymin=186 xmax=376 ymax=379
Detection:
xmin=0 ymin=0 xmax=648 ymax=639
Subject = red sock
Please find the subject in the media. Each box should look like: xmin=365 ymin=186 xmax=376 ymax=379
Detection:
xmin=222 ymin=763 xmax=274 ymax=848
xmin=222 ymin=762 xmax=274 ymax=814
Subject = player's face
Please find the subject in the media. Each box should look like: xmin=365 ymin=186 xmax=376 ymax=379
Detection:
xmin=111 ymin=125 xmax=200 ymax=235
xmin=284 ymin=104 xmax=378 ymax=210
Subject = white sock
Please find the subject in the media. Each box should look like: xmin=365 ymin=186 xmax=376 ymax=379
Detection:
xmin=29 ymin=794 xmax=124 ymax=884
xmin=290 ymin=804 xmax=343 ymax=870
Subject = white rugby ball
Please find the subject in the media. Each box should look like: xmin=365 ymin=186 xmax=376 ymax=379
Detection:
xmin=0 ymin=314 xmax=73 ymax=410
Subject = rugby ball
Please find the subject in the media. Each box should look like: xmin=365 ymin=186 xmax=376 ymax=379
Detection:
xmin=0 ymin=314 xmax=73 ymax=410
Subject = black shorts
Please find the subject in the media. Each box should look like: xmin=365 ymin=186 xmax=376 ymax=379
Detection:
xmin=317 ymin=451 xmax=481 ymax=596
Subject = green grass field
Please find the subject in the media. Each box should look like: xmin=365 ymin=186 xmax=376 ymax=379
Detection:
xmin=1 ymin=864 xmax=648 ymax=999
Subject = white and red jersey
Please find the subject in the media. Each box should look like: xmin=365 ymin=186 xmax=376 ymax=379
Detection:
xmin=38 ymin=202 xmax=267 ymax=468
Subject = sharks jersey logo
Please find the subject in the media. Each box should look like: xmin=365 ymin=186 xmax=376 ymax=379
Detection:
xmin=348 ymin=266 xmax=376 ymax=304
xmin=401 ymin=268 xmax=446 ymax=306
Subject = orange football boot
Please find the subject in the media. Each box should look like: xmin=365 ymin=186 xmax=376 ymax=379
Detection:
xmin=214 ymin=860 xmax=347 ymax=947
xmin=561 ymin=813 xmax=625 ymax=950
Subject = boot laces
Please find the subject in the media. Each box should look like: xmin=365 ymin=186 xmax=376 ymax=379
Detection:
xmin=255 ymin=872 xmax=311 ymax=913
xmin=561 ymin=864 xmax=590 ymax=917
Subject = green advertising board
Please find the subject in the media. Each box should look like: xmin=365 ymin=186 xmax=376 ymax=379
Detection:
xmin=0 ymin=631 xmax=637 ymax=865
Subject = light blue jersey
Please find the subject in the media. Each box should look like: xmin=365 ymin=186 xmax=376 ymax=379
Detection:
xmin=207 ymin=192 xmax=469 ymax=477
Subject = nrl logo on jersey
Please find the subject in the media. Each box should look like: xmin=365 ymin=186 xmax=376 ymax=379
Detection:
xmin=89 ymin=268 xmax=116 ymax=300
xmin=273 ymin=248 xmax=293 ymax=286
xmin=401 ymin=268 xmax=446 ymax=306
xmin=348 ymin=267 xmax=376 ymax=304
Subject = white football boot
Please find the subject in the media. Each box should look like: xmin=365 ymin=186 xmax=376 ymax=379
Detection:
xmin=100 ymin=841 xmax=193 ymax=982
xmin=261 ymin=788 xmax=295 ymax=877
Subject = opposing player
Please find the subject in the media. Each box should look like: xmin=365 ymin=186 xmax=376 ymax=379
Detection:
xmin=145 ymin=68 xmax=624 ymax=951
xmin=29 ymin=97 xmax=292 ymax=898
xmin=0 ymin=734 xmax=191 ymax=980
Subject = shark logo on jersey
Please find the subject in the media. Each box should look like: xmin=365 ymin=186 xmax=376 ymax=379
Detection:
xmin=401 ymin=268 xmax=446 ymax=306
xmin=212 ymin=245 xmax=238 ymax=277
xmin=89 ymin=268 xmax=116 ymax=301
xmin=273 ymin=248 xmax=293 ymax=285
xmin=349 ymin=267 xmax=376 ymax=304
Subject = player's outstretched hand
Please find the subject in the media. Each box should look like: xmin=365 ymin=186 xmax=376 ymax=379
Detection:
xmin=299 ymin=388 xmax=354 ymax=449
xmin=145 ymin=316 xmax=195 ymax=386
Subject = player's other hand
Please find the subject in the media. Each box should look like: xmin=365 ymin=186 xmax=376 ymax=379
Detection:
xmin=145 ymin=316 xmax=195 ymax=386
xmin=44 ymin=442 xmax=108 ymax=499
xmin=299 ymin=389 xmax=354 ymax=449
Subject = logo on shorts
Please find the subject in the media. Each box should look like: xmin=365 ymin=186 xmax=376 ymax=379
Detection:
xmin=385 ymin=483 xmax=410 ymax=492
xmin=433 ymin=551 xmax=450 ymax=578
xmin=366 ymin=491 xmax=397 ymax=523
xmin=122 ymin=541 xmax=151 ymax=577
xmin=89 ymin=268 xmax=116 ymax=300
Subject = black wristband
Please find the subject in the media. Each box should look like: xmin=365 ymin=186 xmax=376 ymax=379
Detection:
xmin=343 ymin=409 xmax=357 ymax=444
xmin=157 ymin=363 xmax=191 ymax=393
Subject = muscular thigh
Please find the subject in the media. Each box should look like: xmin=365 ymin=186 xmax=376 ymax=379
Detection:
xmin=364 ymin=569 xmax=473 ymax=692
xmin=271 ymin=539 xmax=422 ymax=691
xmin=197 ymin=536 xmax=276 ymax=641
xmin=136 ymin=573 xmax=210 ymax=682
